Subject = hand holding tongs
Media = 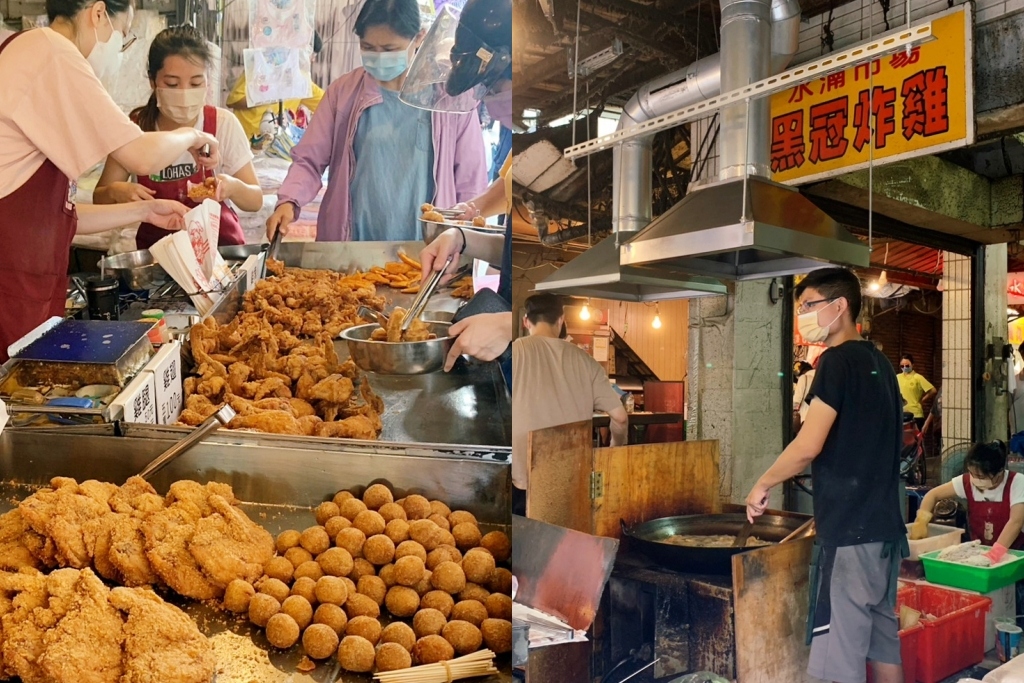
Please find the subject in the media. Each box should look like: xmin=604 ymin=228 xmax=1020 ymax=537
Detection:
xmin=268 ymin=226 xmax=284 ymax=260
xmin=138 ymin=405 xmax=235 ymax=480
xmin=400 ymin=253 xmax=455 ymax=334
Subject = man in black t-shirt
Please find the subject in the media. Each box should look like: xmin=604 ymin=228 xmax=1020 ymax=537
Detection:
xmin=745 ymin=267 xmax=907 ymax=683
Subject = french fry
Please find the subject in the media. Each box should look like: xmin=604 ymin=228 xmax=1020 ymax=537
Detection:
xmin=398 ymin=252 xmax=422 ymax=270
xmin=401 ymin=286 xmax=421 ymax=294
xmin=385 ymin=262 xmax=412 ymax=275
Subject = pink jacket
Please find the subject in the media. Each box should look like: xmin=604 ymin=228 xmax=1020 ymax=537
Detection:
xmin=276 ymin=68 xmax=488 ymax=241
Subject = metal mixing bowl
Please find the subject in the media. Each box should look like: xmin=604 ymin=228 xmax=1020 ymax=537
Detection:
xmin=341 ymin=322 xmax=453 ymax=375
xmin=419 ymin=217 xmax=504 ymax=245
xmin=98 ymin=250 xmax=168 ymax=291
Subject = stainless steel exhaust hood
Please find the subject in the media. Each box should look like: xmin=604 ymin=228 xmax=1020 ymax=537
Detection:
xmin=619 ymin=175 xmax=870 ymax=280
xmin=533 ymin=234 xmax=727 ymax=302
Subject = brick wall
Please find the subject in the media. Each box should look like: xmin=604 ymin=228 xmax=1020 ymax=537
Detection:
xmin=867 ymin=306 xmax=943 ymax=392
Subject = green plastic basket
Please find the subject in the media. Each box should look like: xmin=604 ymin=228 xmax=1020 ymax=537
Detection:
xmin=919 ymin=547 xmax=1024 ymax=593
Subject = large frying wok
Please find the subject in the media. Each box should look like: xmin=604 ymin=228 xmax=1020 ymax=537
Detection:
xmin=621 ymin=513 xmax=811 ymax=575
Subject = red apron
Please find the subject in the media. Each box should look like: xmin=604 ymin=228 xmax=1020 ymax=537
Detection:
xmin=965 ymin=471 xmax=1024 ymax=550
xmin=135 ymin=105 xmax=245 ymax=250
xmin=0 ymin=32 xmax=77 ymax=364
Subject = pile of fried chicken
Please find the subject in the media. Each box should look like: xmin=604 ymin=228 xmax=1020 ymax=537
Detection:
xmin=0 ymin=567 xmax=215 ymax=683
xmin=0 ymin=477 xmax=274 ymax=603
xmin=179 ymin=268 xmax=388 ymax=440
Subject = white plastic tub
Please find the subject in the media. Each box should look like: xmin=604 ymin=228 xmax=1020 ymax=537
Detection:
xmin=907 ymin=523 xmax=965 ymax=561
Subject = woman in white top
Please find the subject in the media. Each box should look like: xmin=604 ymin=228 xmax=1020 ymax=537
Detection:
xmin=0 ymin=0 xmax=220 ymax=361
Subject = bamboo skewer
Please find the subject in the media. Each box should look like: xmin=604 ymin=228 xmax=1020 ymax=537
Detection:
xmin=372 ymin=649 xmax=499 ymax=682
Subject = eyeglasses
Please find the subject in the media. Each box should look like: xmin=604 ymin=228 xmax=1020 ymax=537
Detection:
xmin=900 ymin=364 xmax=911 ymax=369
xmin=797 ymin=298 xmax=835 ymax=315
xmin=121 ymin=32 xmax=138 ymax=53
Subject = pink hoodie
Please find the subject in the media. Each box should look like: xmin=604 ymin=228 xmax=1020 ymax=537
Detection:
xmin=276 ymin=68 xmax=488 ymax=241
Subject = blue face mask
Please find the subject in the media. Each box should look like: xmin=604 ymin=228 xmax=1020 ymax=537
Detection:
xmin=362 ymin=48 xmax=410 ymax=83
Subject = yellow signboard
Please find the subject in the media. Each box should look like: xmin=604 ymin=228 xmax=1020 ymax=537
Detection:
xmin=769 ymin=5 xmax=973 ymax=185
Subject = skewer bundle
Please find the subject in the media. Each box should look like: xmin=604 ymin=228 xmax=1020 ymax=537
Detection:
xmin=372 ymin=650 xmax=499 ymax=682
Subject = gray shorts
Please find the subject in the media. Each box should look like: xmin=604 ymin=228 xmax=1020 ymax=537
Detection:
xmin=807 ymin=542 xmax=901 ymax=683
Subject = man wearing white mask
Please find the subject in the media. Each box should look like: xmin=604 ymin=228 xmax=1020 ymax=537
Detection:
xmin=0 ymin=0 xmax=219 ymax=362
xmin=745 ymin=268 xmax=908 ymax=683
xmin=95 ymin=24 xmax=262 ymax=249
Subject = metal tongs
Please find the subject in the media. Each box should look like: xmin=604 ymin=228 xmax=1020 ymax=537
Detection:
xmin=268 ymin=227 xmax=283 ymax=261
xmin=434 ymin=209 xmax=461 ymax=219
xmin=400 ymin=254 xmax=455 ymax=334
xmin=358 ymin=305 xmax=389 ymax=328
xmin=137 ymin=405 xmax=235 ymax=480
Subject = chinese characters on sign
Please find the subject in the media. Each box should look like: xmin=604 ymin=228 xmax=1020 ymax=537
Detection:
xmin=768 ymin=6 xmax=971 ymax=184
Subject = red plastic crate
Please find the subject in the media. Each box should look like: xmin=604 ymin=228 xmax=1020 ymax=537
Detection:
xmin=897 ymin=584 xmax=992 ymax=683
xmin=866 ymin=622 xmax=924 ymax=683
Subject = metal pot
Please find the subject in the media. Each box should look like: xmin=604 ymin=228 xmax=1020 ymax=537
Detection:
xmin=420 ymin=217 xmax=505 ymax=245
xmin=341 ymin=322 xmax=453 ymax=375
xmin=621 ymin=513 xmax=811 ymax=574
xmin=98 ymin=250 xmax=167 ymax=291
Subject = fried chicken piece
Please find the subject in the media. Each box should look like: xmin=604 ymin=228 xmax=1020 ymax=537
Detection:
xmin=371 ymin=328 xmax=388 ymax=341
xmin=228 ymin=411 xmax=305 ymax=436
xmin=164 ymin=481 xmax=237 ymax=519
xmin=254 ymin=377 xmax=292 ymax=401
xmin=176 ymin=410 xmax=207 ymax=427
xmin=1 ymin=568 xmax=77 ymax=683
xmin=297 ymin=415 xmax=322 ymax=436
xmin=196 ymin=375 xmax=226 ymax=400
xmin=0 ymin=511 xmax=39 ymax=572
xmin=19 ymin=481 xmax=112 ymax=569
xmin=142 ymin=507 xmax=220 ymax=601
xmin=387 ymin=308 xmax=407 ymax=343
xmin=109 ymin=587 xmax=216 ymax=683
xmin=309 ymin=375 xmax=354 ymax=404
xmin=182 ymin=377 xmax=197 ymax=398
xmin=108 ymin=477 xmax=164 ymax=517
xmin=38 ymin=569 xmax=124 ymax=683
xmin=404 ymin=317 xmax=432 ymax=342
xmin=184 ymin=394 xmax=218 ymax=420
xmin=361 ymin=379 xmax=385 ymax=415
xmin=21 ymin=530 xmax=57 ymax=568
xmin=189 ymin=494 xmax=274 ymax=589
xmin=341 ymin=404 xmax=383 ymax=434
xmin=227 ymin=362 xmax=252 ymax=395
xmin=287 ymin=398 xmax=317 ymax=418
xmin=266 ymin=258 xmax=285 ymax=277
xmin=339 ymin=359 xmax=359 ymax=380
xmin=314 ymin=415 xmax=378 ymax=440
xmin=108 ymin=515 xmax=159 ymax=587
xmin=295 ymin=371 xmax=316 ymax=401
xmin=83 ymin=513 xmax=119 ymax=581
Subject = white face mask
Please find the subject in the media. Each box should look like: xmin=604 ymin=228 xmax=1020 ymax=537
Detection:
xmin=156 ymin=87 xmax=206 ymax=125
xmin=87 ymin=12 xmax=123 ymax=88
xmin=797 ymin=302 xmax=842 ymax=344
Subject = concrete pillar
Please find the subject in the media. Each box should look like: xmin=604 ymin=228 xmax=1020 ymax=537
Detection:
xmin=687 ymin=280 xmax=786 ymax=506
xmin=982 ymin=243 xmax=1010 ymax=442
xmin=942 ymin=253 xmax=973 ymax=465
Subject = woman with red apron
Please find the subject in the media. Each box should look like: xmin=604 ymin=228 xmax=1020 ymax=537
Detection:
xmin=0 ymin=2 xmax=219 ymax=363
xmin=94 ymin=25 xmax=263 ymax=250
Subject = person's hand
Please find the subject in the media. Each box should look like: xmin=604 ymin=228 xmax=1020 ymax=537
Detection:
xmin=449 ymin=202 xmax=479 ymax=221
xmin=745 ymin=481 xmax=771 ymax=523
xmin=267 ymin=203 xmax=297 ymax=240
xmin=214 ymin=175 xmax=235 ymax=202
xmin=189 ymin=130 xmax=220 ymax=171
xmin=984 ymin=543 xmax=1009 ymax=564
xmin=420 ymin=228 xmax=463 ymax=284
xmin=108 ymin=182 xmax=155 ymax=203
xmin=145 ymin=199 xmax=189 ymax=232
xmin=444 ymin=312 xmax=512 ymax=372
xmin=909 ymin=510 xmax=932 ymax=540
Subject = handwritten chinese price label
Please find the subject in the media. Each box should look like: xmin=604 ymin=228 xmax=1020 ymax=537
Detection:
xmin=769 ymin=5 xmax=972 ymax=185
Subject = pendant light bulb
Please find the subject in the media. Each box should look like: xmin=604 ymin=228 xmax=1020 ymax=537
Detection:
xmin=869 ymin=280 xmax=880 ymax=292
xmin=652 ymin=303 xmax=662 ymax=330
xmin=580 ymin=298 xmax=591 ymax=321
xmin=878 ymin=271 xmax=888 ymax=288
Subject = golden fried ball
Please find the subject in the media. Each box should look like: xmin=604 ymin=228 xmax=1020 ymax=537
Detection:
xmin=409 ymin=520 xmax=443 ymax=550
xmin=384 ymin=519 xmax=411 ymax=544
xmin=350 ymin=558 xmax=376 ymax=582
xmin=284 ymin=546 xmax=313 ymax=568
xmin=412 ymin=635 xmax=455 ymax=665
xmin=303 ymin=623 xmax=340 ymax=660
xmin=431 ymin=561 xmax=466 ymax=595
xmin=318 ymin=547 xmax=354 ymax=577
xmin=353 ymin=510 xmax=386 ymax=537
xmin=438 ymin=530 xmax=457 ymax=548
xmin=338 ymin=635 xmax=376 ymax=672
xmin=402 ymin=494 xmax=431 ymax=521
xmin=385 ymin=586 xmax=421 ymax=618
xmin=463 ymin=550 xmax=496 ymax=585
xmin=448 ymin=511 xmax=478 ymax=528
xmin=276 ymin=529 xmax=301 ymax=554
xmin=315 ymin=501 xmax=341 ymax=526
xmin=346 ymin=615 xmax=383 ymax=645
xmin=223 ymin=579 xmax=256 ymax=613
xmin=451 ymin=600 xmax=489 ymax=627
xmin=335 ymin=528 xmax=366 ymax=558
xmin=358 ymin=575 xmax=387 ymax=606
xmin=249 ymin=593 xmax=281 ymax=627
xmin=341 ymin=576 xmax=357 ymax=597
xmin=290 ymin=576 xmax=318 ymax=605
xmin=460 ymin=583 xmax=491 ymax=604
xmin=324 ymin=516 xmax=351 ymax=538
xmin=480 ymin=531 xmax=511 ymax=563
xmin=490 ymin=568 xmax=513 ymax=595
xmin=281 ymin=595 xmax=314 ymax=630
xmin=376 ymin=642 xmax=413 ymax=672
xmin=345 ymin=592 xmax=381 ymax=619
xmin=314 ymin=603 xmax=348 ymax=635
xmin=413 ymin=608 xmax=448 ymax=638
xmin=428 ymin=514 xmax=451 ymax=532
xmin=379 ymin=563 xmax=397 ymax=588
xmin=258 ymin=578 xmax=291 ymax=603
xmin=300 ymin=526 xmax=331 ymax=556
xmin=333 ymin=490 xmax=355 ymax=507
xmin=379 ymin=503 xmax=407 ymax=523
xmin=395 ymin=540 xmax=428 ymax=563
xmin=362 ymin=483 xmax=394 ymax=510
xmin=443 ymin=619 xmax=484 ymax=655
xmin=414 ymin=571 xmax=433 ymax=597
xmin=486 ymin=593 xmax=513 ymax=620
xmin=381 ymin=622 xmax=417 ymax=652
xmin=426 ymin=546 xmax=463 ymax=571
xmin=429 ymin=500 xmax=452 ymax=519
xmin=294 ymin=561 xmax=324 ymax=583
xmin=266 ymin=612 xmax=301 ymax=649
xmin=363 ymin=534 xmax=396 ymax=566
xmin=481 ymin=618 xmax=512 ymax=654
xmin=340 ymin=498 xmax=369 ymax=522
xmin=315 ymin=576 xmax=349 ymax=606
xmin=421 ymin=590 xmax=455 ymax=619
xmin=264 ymin=556 xmax=294 ymax=583
xmin=394 ymin=556 xmax=426 ymax=587
xmin=452 ymin=523 xmax=482 ymax=551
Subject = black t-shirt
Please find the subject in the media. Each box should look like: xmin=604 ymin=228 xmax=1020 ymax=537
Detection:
xmin=807 ymin=340 xmax=906 ymax=547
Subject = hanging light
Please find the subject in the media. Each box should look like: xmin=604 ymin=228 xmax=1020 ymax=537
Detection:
xmin=937 ymin=278 xmax=945 ymax=292
xmin=652 ymin=303 xmax=662 ymax=329
xmin=580 ymin=298 xmax=591 ymax=321
xmin=878 ymin=270 xmax=888 ymax=288
xmin=869 ymin=280 xmax=881 ymax=292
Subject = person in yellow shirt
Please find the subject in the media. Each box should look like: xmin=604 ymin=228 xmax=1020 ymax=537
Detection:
xmin=226 ymin=32 xmax=325 ymax=141
xmin=898 ymin=354 xmax=936 ymax=428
